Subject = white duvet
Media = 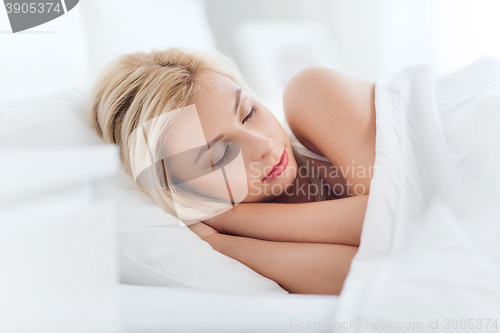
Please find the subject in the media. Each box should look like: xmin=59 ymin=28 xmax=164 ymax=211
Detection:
xmin=333 ymin=56 xmax=500 ymax=332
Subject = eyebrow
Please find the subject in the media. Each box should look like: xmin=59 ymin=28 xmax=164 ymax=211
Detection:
xmin=234 ymin=88 xmax=242 ymax=115
xmin=194 ymin=88 xmax=242 ymax=164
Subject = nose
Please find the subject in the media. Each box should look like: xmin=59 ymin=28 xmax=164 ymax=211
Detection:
xmin=243 ymin=131 xmax=274 ymax=162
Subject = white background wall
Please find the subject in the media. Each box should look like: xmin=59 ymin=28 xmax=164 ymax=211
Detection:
xmin=206 ymin=0 xmax=500 ymax=120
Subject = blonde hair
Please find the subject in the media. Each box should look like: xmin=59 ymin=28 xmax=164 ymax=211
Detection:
xmin=87 ymin=47 xmax=325 ymax=222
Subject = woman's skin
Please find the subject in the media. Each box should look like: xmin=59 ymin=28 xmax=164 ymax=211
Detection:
xmin=187 ymin=67 xmax=377 ymax=295
xmin=175 ymin=71 xmax=300 ymax=204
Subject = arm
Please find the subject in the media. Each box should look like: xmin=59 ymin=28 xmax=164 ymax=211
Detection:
xmin=203 ymin=232 xmax=358 ymax=295
xmin=205 ymin=194 xmax=368 ymax=247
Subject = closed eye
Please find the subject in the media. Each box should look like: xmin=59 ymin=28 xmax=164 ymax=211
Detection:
xmin=207 ymin=104 xmax=258 ymax=168
xmin=242 ymin=105 xmax=258 ymax=124
xmin=213 ymin=144 xmax=230 ymax=169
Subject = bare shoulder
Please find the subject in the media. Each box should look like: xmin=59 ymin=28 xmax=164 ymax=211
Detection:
xmin=282 ymin=66 xmax=376 ymax=195
xmin=283 ymin=66 xmax=375 ymax=143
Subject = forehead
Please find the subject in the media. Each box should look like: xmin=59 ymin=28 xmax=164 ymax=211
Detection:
xmin=163 ymin=74 xmax=241 ymax=156
xmin=194 ymin=73 xmax=240 ymax=113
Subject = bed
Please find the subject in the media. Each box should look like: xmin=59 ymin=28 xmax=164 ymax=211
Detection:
xmin=119 ymin=285 xmax=339 ymax=332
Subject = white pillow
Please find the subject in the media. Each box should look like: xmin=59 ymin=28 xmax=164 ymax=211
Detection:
xmin=79 ymin=0 xmax=218 ymax=81
xmin=0 ymin=4 xmax=90 ymax=103
xmin=0 ymin=89 xmax=288 ymax=294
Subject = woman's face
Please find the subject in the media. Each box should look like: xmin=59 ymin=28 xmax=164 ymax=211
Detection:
xmin=165 ymin=72 xmax=298 ymax=204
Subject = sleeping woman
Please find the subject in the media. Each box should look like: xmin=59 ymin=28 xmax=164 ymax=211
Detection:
xmin=87 ymin=47 xmax=377 ymax=296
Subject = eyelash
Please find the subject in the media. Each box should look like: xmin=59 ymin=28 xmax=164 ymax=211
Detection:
xmin=213 ymin=144 xmax=231 ymax=169
xmin=242 ymin=105 xmax=258 ymax=124
xmin=213 ymin=105 xmax=258 ymax=168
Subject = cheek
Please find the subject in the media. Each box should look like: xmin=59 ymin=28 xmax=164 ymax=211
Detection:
xmin=256 ymin=108 xmax=280 ymax=130
xmin=221 ymin=153 xmax=249 ymax=203
xmin=179 ymin=172 xmax=231 ymax=202
xmin=181 ymin=152 xmax=249 ymax=204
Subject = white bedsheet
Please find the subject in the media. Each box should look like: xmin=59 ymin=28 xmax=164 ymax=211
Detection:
xmin=119 ymin=284 xmax=339 ymax=332
xmin=334 ymin=56 xmax=500 ymax=332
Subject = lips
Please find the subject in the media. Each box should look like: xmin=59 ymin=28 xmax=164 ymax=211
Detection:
xmin=262 ymin=148 xmax=289 ymax=182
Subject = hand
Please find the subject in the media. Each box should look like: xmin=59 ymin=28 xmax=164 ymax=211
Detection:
xmin=187 ymin=221 xmax=219 ymax=240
